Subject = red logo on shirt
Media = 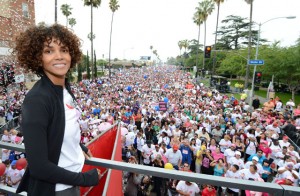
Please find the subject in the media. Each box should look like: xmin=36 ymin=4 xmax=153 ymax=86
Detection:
xmin=66 ymin=104 xmax=74 ymax=109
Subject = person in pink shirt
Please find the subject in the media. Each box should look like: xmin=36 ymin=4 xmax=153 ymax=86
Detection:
xmin=293 ymin=104 xmax=300 ymax=117
xmin=212 ymin=146 xmax=225 ymax=162
xmin=259 ymin=141 xmax=272 ymax=159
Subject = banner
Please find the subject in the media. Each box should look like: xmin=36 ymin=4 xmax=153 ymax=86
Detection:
xmin=80 ymin=126 xmax=118 ymax=196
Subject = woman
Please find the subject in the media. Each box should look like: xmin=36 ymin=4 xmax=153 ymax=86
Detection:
xmin=233 ymin=137 xmax=245 ymax=158
xmin=211 ymin=147 xmax=225 ymax=162
xmin=201 ymin=149 xmax=214 ymax=175
xmin=208 ymin=138 xmax=217 ymax=153
xmin=14 ymin=24 xmax=100 ymax=195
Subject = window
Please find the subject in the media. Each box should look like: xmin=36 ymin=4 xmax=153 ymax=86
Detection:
xmin=22 ymin=3 xmax=29 ymax=18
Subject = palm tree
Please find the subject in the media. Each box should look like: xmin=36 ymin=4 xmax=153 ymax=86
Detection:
xmin=55 ymin=0 xmax=57 ymax=23
xmin=83 ymin=0 xmax=101 ymax=80
xmin=193 ymin=8 xmax=204 ymax=73
xmin=244 ymin=0 xmax=254 ymax=88
xmin=68 ymin=18 xmax=76 ymax=28
xmin=212 ymin=0 xmax=225 ymax=75
xmin=108 ymin=0 xmax=120 ymax=78
xmin=178 ymin=41 xmax=184 ymax=56
xmin=182 ymin=39 xmax=189 ymax=54
xmin=197 ymin=0 xmax=215 ymax=70
xmin=60 ymin=4 xmax=72 ymax=27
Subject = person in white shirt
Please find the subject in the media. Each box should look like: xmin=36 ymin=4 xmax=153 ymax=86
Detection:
xmin=286 ymin=99 xmax=295 ymax=111
xmin=229 ymin=151 xmax=244 ymax=169
xmin=125 ymin=130 xmax=136 ymax=147
xmin=141 ymin=140 xmax=155 ymax=166
xmin=176 ymin=180 xmax=200 ymax=196
xmin=275 ymin=100 xmax=283 ymax=112
xmin=6 ymin=160 xmax=25 ymax=189
xmin=219 ymin=135 xmax=232 ymax=153
xmin=266 ymin=122 xmax=281 ymax=134
xmin=225 ymin=164 xmax=241 ymax=195
xmin=136 ymin=132 xmax=145 ymax=164
xmin=277 ymin=162 xmax=299 ymax=186
xmin=165 ymin=145 xmax=182 ymax=170
xmin=224 ymin=144 xmax=236 ymax=165
xmin=1 ymin=130 xmax=11 ymax=142
xmin=240 ymin=164 xmax=260 ymax=181
xmin=244 ymin=156 xmax=264 ymax=175
xmin=279 ymin=136 xmax=291 ymax=148
xmin=287 ymin=145 xmax=300 ymax=162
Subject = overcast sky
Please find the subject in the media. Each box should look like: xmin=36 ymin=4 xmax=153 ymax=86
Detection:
xmin=34 ymin=0 xmax=300 ymax=61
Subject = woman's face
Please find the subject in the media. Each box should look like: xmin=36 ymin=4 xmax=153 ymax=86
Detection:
xmin=42 ymin=38 xmax=71 ymax=84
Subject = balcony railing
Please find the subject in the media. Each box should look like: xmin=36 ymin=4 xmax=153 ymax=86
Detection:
xmin=1 ymin=140 xmax=300 ymax=196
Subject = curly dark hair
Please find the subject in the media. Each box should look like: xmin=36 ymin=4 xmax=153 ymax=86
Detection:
xmin=13 ymin=24 xmax=82 ymax=77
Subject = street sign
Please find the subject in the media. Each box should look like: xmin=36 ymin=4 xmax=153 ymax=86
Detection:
xmin=248 ymin=60 xmax=264 ymax=65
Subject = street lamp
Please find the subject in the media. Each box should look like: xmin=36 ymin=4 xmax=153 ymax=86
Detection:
xmin=249 ymin=16 xmax=296 ymax=108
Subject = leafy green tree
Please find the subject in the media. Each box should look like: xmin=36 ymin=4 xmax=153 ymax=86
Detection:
xmin=217 ymin=15 xmax=262 ymax=50
xmin=61 ymin=4 xmax=72 ymax=27
xmin=108 ymin=0 xmax=120 ymax=78
xmin=83 ymin=0 xmax=102 ymax=79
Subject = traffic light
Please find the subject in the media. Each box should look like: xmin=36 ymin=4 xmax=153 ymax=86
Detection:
xmin=254 ymin=71 xmax=262 ymax=84
xmin=204 ymin=46 xmax=212 ymax=58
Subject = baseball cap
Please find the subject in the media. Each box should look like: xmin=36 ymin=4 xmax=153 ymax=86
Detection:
xmin=283 ymin=136 xmax=289 ymax=140
xmin=252 ymin=156 xmax=259 ymax=162
xmin=285 ymin=162 xmax=294 ymax=168
xmin=235 ymin=151 xmax=241 ymax=156
xmin=173 ymin=145 xmax=179 ymax=150
xmin=11 ymin=160 xmax=17 ymax=166
xmin=231 ymin=144 xmax=236 ymax=148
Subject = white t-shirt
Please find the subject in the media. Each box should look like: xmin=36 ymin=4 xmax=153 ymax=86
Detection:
xmin=229 ymin=157 xmax=244 ymax=169
xmin=244 ymin=162 xmax=264 ymax=175
xmin=279 ymin=140 xmax=290 ymax=148
xmin=125 ymin=132 xmax=135 ymax=147
xmin=6 ymin=168 xmax=24 ymax=188
xmin=56 ymin=89 xmax=85 ymax=191
xmin=240 ymin=168 xmax=260 ymax=180
xmin=277 ymin=167 xmax=299 ymax=186
xmin=224 ymin=149 xmax=235 ymax=163
xmin=225 ymin=170 xmax=241 ymax=192
xmin=165 ymin=148 xmax=182 ymax=166
xmin=219 ymin=139 xmax=231 ymax=153
xmin=141 ymin=144 xmax=155 ymax=164
xmin=176 ymin=181 xmax=200 ymax=196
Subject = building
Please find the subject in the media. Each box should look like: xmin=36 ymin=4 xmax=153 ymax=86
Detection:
xmin=0 ymin=0 xmax=35 ymax=64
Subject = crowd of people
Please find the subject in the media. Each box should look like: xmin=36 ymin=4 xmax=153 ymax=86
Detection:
xmin=1 ymin=65 xmax=300 ymax=195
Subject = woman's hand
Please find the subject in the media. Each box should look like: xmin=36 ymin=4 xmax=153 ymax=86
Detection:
xmin=83 ymin=149 xmax=93 ymax=159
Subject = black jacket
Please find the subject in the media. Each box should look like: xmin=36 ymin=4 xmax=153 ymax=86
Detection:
xmin=17 ymin=74 xmax=98 ymax=196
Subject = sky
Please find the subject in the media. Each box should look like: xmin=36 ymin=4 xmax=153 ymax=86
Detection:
xmin=34 ymin=0 xmax=300 ymax=61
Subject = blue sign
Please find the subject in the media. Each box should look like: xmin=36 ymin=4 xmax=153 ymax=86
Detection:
xmin=248 ymin=60 xmax=264 ymax=65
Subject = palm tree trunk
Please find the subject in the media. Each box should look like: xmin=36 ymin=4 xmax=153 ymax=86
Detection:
xmin=55 ymin=0 xmax=57 ymax=23
xmin=91 ymin=4 xmax=94 ymax=80
xmin=212 ymin=3 xmax=220 ymax=75
xmin=245 ymin=1 xmax=253 ymax=88
xmin=196 ymin=23 xmax=201 ymax=77
xmin=203 ymin=21 xmax=207 ymax=70
xmin=108 ymin=12 xmax=115 ymax=78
